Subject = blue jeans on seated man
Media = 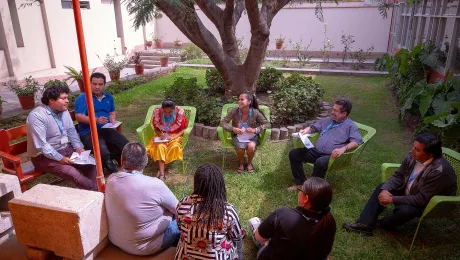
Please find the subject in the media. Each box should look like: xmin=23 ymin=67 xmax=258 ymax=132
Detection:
xmin=160 ymin=219 xmax=180 ymax=250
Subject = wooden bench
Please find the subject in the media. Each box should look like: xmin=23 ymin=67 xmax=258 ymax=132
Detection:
xmin=0 ymin=111 xmax=122 ymax=192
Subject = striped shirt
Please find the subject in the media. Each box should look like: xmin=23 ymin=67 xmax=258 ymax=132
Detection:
xmin=174 ymin=195 xmax=244 ymax=260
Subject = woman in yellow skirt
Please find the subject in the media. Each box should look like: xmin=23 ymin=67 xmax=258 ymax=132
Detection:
xmin=146 ymin=99 xmax=188 ymax=181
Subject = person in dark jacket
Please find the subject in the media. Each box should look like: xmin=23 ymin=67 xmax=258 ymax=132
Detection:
xmin=342 ymin=133 xmax=457 ymax=236
xmin=248 ymin=177 xmax=336 ymax=260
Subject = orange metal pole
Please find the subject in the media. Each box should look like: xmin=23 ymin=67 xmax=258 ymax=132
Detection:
xmin=71 ymin=0 xmax=105 ymax=192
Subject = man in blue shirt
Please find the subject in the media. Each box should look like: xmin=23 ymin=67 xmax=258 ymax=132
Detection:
xmin=75 ymin=72 xmax=129 ymax=174
xmin=288 ymin=98 xmax=363 ymax=190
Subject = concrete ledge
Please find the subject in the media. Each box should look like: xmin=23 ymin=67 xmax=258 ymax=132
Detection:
xmin=9 ymin=184 xmax=108 ymax=260
xmin=0 ymin=173 xmax=22 ymax=234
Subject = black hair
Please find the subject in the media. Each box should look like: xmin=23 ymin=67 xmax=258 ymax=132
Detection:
xmin=90 ymin=72 xmax=106 ymax=84
xmin=334 ymin=98 xmax=352 ymax=116
xmin=241 ymin=92 xmax=259 ymax=110
xmin=301 ymin=177 xmax=336 ymax=260
xmin=414 ymin=133 xmax=443 ymax=158
xmin=41 ymin=85 xmax=70 ymax=105
xmin=192 ymin=163 xmax=227 ymax=229
xmin=162 ymin=98 xmax=176 ymax=109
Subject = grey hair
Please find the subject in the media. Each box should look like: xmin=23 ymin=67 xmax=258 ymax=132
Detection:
xmin=121 ymin=142 xmax=148 ymax=171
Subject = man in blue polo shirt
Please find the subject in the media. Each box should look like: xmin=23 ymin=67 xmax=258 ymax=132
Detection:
xmin=74 ymin=72 xmax=129 ymax=174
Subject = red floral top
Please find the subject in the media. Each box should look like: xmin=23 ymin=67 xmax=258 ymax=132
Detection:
xmin=152 ymin=106 xmax=188 ymax=135
xmin=174 ymin=195 xmax=244 ymax=260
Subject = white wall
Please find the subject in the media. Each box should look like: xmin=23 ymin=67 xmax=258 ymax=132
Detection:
xmin=0 ymin=51 xmax=9 ymax=78
xmin=0 ymin=0 xmax=149 ymax=80
xmin=156 ymin=1 xmax=391 ymax=53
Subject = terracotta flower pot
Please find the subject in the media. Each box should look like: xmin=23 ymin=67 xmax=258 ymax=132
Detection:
xmin=146 ymin=41 xmax=153 ymax=47
xmin=77 ymin=79 xmax=85 ymax=92
xmin=174 ymin=41 xmax=182 ymax=47
xmin=276 ymin=42 xmax=283 ymax=50
xmin=160 ymin=57 xmax=169 ymax=67
xmin=154 ymin=41 xmax=163 ymax=49
xmin=18 ymin=95 xmax=35 ymax=110
xmin=109 ymin=71 xmax=121 ymax=81
xmin=134 ymin=65 xmax=144 ymax=75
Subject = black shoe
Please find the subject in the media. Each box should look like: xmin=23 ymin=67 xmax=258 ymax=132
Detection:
xmin=342 ymin=222 xmax=373 ymax=236
xmin=104 ymin=160 xmax=119 ymax=174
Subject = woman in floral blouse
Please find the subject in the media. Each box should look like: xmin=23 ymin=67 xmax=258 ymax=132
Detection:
xmin=175 ymin=163 xmax=244 ymax=260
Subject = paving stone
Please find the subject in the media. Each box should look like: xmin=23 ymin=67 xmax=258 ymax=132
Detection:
xmin=279 ymin=127 xmax=288 ymax=140
xmin=271 ymin=128 xmax=280 ymax=140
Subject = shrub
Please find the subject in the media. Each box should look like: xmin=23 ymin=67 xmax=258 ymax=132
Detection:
xmin=272 ymin=73 xmax=324 ymax=125
xmin=44 ymin=79 xmax=68 ymax=89
xmin=165 ymin=77 xmax=224 ymax=126
xmin=68 ymin=92 xmax=80 ymax=110
xmin=7 ymin=76 xmax=41 ymax=97
xmin=205 ymin=69 xmax=225 ymax=94
xmin=183 ymin=43 xmax=204 ymax=60
xmin=257 ymin=67 xmax=283 ymax=92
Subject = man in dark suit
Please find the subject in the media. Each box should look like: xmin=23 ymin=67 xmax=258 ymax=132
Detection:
xmin=343 ymin=133 xmax=457 ymax=236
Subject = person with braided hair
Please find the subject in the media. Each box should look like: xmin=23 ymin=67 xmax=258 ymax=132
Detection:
xmin=221 ymin=92 xmax=270 ymax=173
xmin=248 ymin=177 xmax=337 ymax=260
xmin=175 ymin=163 xmax=244 ymax=260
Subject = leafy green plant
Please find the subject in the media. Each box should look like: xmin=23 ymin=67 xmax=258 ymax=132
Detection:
xmin=164 ymin=77 xmax=224 ymax=125
xmin=205 ymin=69 xmax=225 ymax=95
xmin=182 ymin=43 xmax=204 ymax=60
xmin=7 ymin=76 xmax=41 ymax=97
xmin=275 ymin=35 xmax=285 ymax=44
xmin=341 ymin=32 xmax=355 ymax=63
xmin=424 ymin=102 xmax=460 ymax=148
xmin=272 ymin=73 xmax=324 ymax=125
xmin=0 ymin=95 xmax=6 ymax=106
xmin=97 ymin=54 xmax=128 ymax=74
xmin=44 ymin=79 xmax=68 ymax=89
xmin=152 ymin=34 xmax=163 ymax=43
xmin=290 ymin=38 xmax=313 ymax=67
xmin=351 ymin=46 xmax=374 ymax=70
xmin=64 ymin=66 xmax=96 ymax=85
xmin=257 ymin=67 xmax=283 ymax=93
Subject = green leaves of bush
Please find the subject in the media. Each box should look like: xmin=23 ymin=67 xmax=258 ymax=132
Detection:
xmin=165 ymin=77 xmax=223 ymax=126
xmin=205 ymin=69 xmax=225 ymax=95
xmin=272 ymin=73 xmax=324 ymax=125
xmin=257 ymin=67 xmax=283 ymax=92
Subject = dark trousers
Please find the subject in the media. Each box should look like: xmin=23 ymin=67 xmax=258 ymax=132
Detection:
xmin=357 ymin=183 xmax=425 ymax=229
xmin=31 ymin=146 xmax=97 ymax=191
xmin=81 ymin=128 xmax=129 ymax=165
xmin=289 ymin=147 xmax=330 ymax=184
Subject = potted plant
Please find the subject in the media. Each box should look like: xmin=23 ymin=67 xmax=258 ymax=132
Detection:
xmin=145 ymin=40 xmax=153 ymax=48
xmin=275 ymin=35 xmax=285 ymax=50
xmin=158 ymin=52 xmax=169 ymax=67
xmin=44 ymin=79 xmax=69 ymax=89
xmin=130 ymin=52 xmax=144 ymax=75
xmin=7 ymin=76 xmax=40 ymax=110
xmin=153 ymin=34 xmax=164 ymax=49
xmin=0 ymin=95 xmax=6 ymax=116
xmin=100 ymin=54 xmax=128 ymax=81
xmin=174 ymin=38 xmax=182 ymax=47
xmin=64 ymin=66 xmax=95 ymax=92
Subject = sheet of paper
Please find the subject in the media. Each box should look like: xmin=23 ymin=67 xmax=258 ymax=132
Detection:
xmin=154 ymin=137 xmax=170 ymax=143
xmin=300 ymin=133 xmax=314 ymax=149
xmin=237 ymin=132 xmax=256 ymax=143
xmin=70 ymin=150 xmax=96 ymax=165
xmin=102 ymin=121 xmax=122 ymax=129
xmin=292 ymin=132 xmax=311 ymax=138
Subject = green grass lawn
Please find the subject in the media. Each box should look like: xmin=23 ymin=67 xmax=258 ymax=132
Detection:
xmin=30 ymin=68 xmax=460 ymax=259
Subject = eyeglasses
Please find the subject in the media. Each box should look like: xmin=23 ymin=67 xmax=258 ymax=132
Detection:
xmin=297 ymin=187 xmax=304 ymax=193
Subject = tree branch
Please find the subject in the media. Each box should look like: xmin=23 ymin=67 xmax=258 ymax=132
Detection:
xmin=195 ymin=0 xmax=224 ymax=30
xmin=233 ymin=0 xmax=245 ymax=27
xmin=155 ymin=0 xmax=235 ymax=82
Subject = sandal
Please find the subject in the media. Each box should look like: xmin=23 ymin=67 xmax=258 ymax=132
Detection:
xmin=237 ymin=163 xmax=245 ymax=174
xmin=157 ymin=172 xmax=166 ymax=181
xmin=247 ymin=163 xmax=254 ymax=173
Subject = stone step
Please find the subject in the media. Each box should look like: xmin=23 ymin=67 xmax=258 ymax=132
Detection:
xmin=140 ymin=56 xmax=181 ymax=62
xmin=139 ymin=51 xmax=180 ymax=57
xmin=141 ymin=60 xmax=161 ymax=65
xmin=126 ymin=64 xmax=160 ymax=69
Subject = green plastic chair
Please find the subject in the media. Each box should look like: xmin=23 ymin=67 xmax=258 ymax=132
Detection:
xmin=217 ymin=104 xmax=272 ymax=169
xmin=381 ymin=147 xmax=460 ymax=251
xmin=292 ymin=121 xmax=376 ymax=174
xmin=136 ymin=105 xmax=196 ymax=174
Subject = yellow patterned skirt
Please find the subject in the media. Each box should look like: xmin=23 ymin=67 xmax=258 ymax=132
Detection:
xmin=146 ymin=135 xmax=183 ymax=164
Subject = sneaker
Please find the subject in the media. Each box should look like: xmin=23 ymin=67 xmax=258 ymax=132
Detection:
xmin=342 ymin=222 xmax=373 ymax=236
xmin=287 ymin=185 xmax=302 ymax=191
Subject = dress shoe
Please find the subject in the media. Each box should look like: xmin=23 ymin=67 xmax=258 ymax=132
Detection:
xmin=342 ymin=222 xmax=373 ymax=236
xmin=104 ymin=160 xmax=119 ymax=174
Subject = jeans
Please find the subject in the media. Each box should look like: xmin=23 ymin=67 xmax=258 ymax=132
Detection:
xmin=160 ymin=220 xmax=180 ymax=249
xmin=289 ymin=147 xmax=330 ymax=184
xmin=357 ymin=183 xmax=425 ymax=229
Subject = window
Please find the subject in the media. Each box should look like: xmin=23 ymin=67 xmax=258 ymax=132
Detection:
xmin=61 ymin=1 xmax=91 ymax=9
